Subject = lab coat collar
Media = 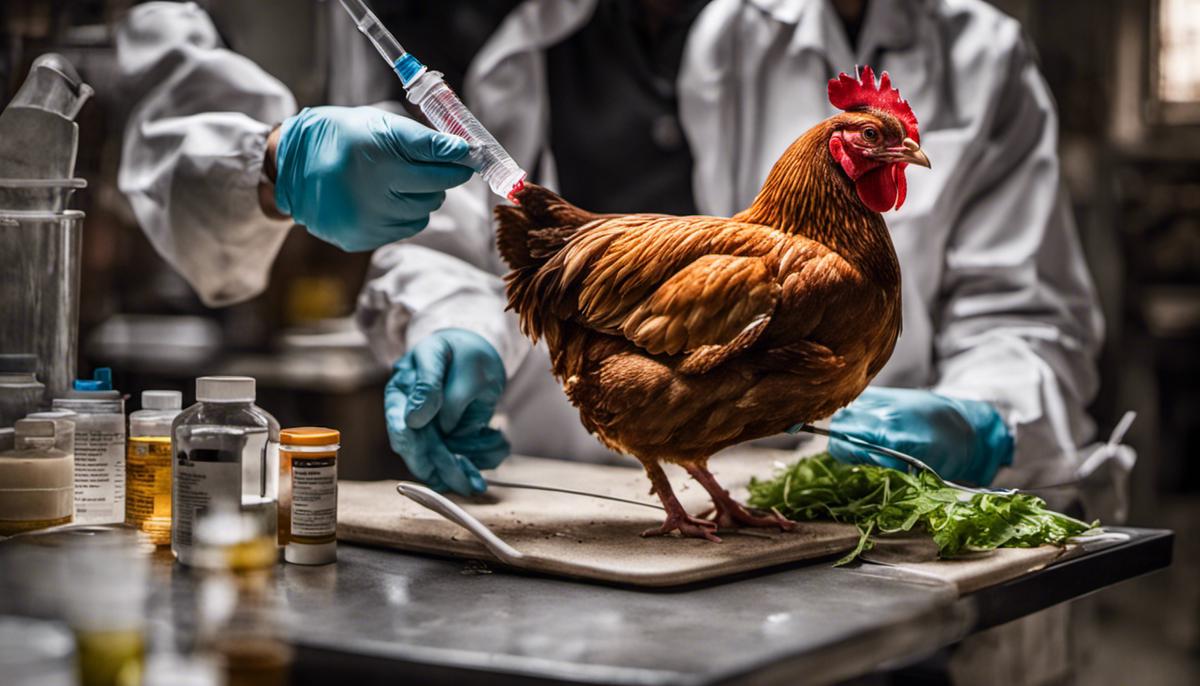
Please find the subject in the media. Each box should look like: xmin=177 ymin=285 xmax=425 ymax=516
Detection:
xmin=469 ymin=0 xmax=925 ymax=90
xmin=468 ymin=0 xmax=595 ymax=85
xmin=745 ymin=0 xmax=923 ymax=61
xmin=464 ymin=0 xmax=597 ymax=172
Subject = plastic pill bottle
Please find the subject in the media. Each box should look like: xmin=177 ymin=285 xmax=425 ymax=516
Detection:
xmin=127 ymin=390 xmax=183 ymax=545
xmin=52 ymin=368 xmax=125 ymax=526
xmin=281 ymin=427 xmax=338 ymax=565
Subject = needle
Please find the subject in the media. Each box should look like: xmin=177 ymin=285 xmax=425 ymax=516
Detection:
xmin=788 ymin=423 xmax=1015 ymax=496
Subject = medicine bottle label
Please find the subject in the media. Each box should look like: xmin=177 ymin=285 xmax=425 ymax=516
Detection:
xmin=290 ymin=456 xmax=337 ymax=542
xmin=127 ymin=437 xmax=173 ymax=544
xmin=173 ymin=453 xmax=240 ymax=550
xmin=74 ymin=424 xmax=126 ymax=525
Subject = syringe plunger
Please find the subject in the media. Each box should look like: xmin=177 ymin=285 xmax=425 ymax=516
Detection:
xmin=338 ymin=0 xmax=527 ymax=201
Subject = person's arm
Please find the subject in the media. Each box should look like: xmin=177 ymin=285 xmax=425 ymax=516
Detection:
xmin=931 ymin=36 xmax=1103 ymax=489
xmin=117 ymin=4 xmax=474 ymax=308
xmin=357 ymin=184 xmax=531 ymax=494
xmin=116 ymin=2 xmax=297 ymax=307
xmin=356 ymin=172 xmax=527 ymax=372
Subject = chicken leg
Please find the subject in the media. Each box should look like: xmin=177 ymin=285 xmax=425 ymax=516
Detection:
xmin=639 ymin=460 xmax=721 ymax=542
xmin=686 ymin=463 xmax=795 ymax=531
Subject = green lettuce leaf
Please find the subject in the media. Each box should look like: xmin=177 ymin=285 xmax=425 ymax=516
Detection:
xmin=747 ymin=453 xmax=1098 ymax=564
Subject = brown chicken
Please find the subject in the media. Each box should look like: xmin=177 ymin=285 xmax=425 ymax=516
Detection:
xmin=495 ymin=67 xmax=930 ymax=541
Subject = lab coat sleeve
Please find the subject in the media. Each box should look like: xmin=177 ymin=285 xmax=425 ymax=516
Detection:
xmin=932 ymin=39 xmax=1104 ymax=488
xmin=115 ymin=2 xmax=298 ymax=307
xmin=355 ymin=180 xmax=531 ymax=376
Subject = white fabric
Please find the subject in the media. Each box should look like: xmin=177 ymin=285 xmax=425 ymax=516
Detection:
xmin=116 ymin=2 xmax=297 ymax=308
xmin=116 ymin=0 xmax=1105 ymax=486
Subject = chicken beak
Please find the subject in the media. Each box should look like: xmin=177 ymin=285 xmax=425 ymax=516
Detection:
xmin=897 ymin=137 xmax=931 ymax=169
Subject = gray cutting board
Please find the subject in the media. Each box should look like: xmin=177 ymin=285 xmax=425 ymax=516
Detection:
xmin=337 ymin=450 xmax=863 ymax=586
xmin=337 ymin=450 xmax=1070 ymax=589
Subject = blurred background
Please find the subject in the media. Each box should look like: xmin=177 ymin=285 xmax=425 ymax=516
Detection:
xmin=1 ymin=1 xmax=1197 ymax=683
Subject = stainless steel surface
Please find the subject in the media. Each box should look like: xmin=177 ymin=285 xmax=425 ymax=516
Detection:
xmin=0 ymin=210 xmax=83 ymax=402
xmin=1 ymin=527 xmax=1170 ymax=685
xmin=263 ymin=545 xmax=969 ymax=686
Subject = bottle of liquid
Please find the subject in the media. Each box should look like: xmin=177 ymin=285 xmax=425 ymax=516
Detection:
xmin=172 ymin=377 xmax=279 ymax=566
xmin=281 ymin=427 xmax=339 ymax=565
xmin=0 ymin=417 xmax=74 ymax=535
xmin=127 ymin=391 xmax=183 ymax=546
xmin=0 ymin=354 xmax=45 ymax=428
xmin=52 ymin=368 xmax=126 ymax=526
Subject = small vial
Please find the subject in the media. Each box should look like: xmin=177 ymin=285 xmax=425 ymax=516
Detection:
xmin=0 ymin=418 xmax=74 ymax=535
xmin=127 ymin=391 xmax=183 ymax=545
xmin=281 ymin=427 xmax=338 ymax=565
xmin=53 ymin=368 xmax=126 ymax=526
xmin=172 ymin=377 xmax=280 ymax=566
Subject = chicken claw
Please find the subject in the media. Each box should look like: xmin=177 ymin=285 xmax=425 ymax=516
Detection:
xmin=687 ymin=465 xmax=796 ymax=532
xmin=639 ymin=460 xmax=723 ymax=542
xmin=642 ymin=512 xmax=722 ymax=542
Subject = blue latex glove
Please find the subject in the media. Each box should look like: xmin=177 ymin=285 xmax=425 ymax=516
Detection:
xmin=274 ymin=106 xmax=474 ymax=251
xmin=828 ymin=387 xmax=1014 ymax=486
xmin=384 ymin=329 xmax=509 ymax=496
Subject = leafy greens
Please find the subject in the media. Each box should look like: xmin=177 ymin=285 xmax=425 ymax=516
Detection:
xmin=747 ymin=453 xmax=1097 ymax=564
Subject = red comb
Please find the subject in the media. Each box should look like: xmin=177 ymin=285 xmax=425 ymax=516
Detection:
xmin=828 ymin=66 xmax=920 ymax=143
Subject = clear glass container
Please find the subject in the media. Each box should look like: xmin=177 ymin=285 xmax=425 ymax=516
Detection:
xmin=0 ymin=354 xmax=45 ymax=428
xmin=0 ymin=203 xmax=84 ymax=401
xmin=172 ymin=377 xmax=279 ymax=566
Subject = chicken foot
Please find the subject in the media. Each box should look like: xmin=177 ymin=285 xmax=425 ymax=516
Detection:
xmin=639 ymin=460 xmax=721 ymax=542
xmin=686 ymin=464 xmax=796 ymax=531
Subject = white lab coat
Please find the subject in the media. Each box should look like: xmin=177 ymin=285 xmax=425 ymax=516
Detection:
xmin=117 ymin=0 xmax=1105 ymax=490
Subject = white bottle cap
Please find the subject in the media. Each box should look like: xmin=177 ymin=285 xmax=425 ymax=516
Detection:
xmin=26 ymin=410 xmax=76 ymax=421
xmin=195 ymin=376 xmax=255 ymax=403
xmin=142 ymin=390 xmax=183 ymax=410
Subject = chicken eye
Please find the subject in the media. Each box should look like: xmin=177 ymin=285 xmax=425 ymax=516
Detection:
xmin=862 ymin=127 xmax=879 ymax=143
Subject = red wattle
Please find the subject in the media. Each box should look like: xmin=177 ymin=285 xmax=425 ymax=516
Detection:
xmin=893 ymin=164 xmax=908 ymax=209
xmin=855 ymin=165 xmax=898 ymax=213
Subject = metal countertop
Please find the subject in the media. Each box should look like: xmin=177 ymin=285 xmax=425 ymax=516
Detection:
xmin=152 ymin=527 xmax=1170 ymax=686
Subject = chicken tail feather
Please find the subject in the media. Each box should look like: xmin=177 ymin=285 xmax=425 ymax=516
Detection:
xmin=495 ymin=183 xmax=599 ymax=270
xmin=496 ymin=183 xmax=604 ymax=341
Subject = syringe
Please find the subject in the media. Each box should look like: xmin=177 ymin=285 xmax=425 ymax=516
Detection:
xmin=338 ymin=0 xmax=526 ymax=202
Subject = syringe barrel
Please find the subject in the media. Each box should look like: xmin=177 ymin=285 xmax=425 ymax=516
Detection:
xmin=405 ymin=71 xmax=526 ymax=202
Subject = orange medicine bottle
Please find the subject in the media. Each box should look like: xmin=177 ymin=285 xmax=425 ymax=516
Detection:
xmin=281 ymin=427 xmax=338 ymax=565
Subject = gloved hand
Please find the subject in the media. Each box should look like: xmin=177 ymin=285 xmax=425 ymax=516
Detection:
xmin=384 ymin=329 xmax=509 ymax=496
xmin=273 ymin=106 xmax=474 ymax=251
xmin=828 ymin=387 xmax=1014 ymax=486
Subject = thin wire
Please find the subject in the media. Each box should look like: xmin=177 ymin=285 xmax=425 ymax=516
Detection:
xmin=791 ymin=424 xmax=1015 ymax=496
xmin=486 ymin=479 xmax=664 ymax=511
